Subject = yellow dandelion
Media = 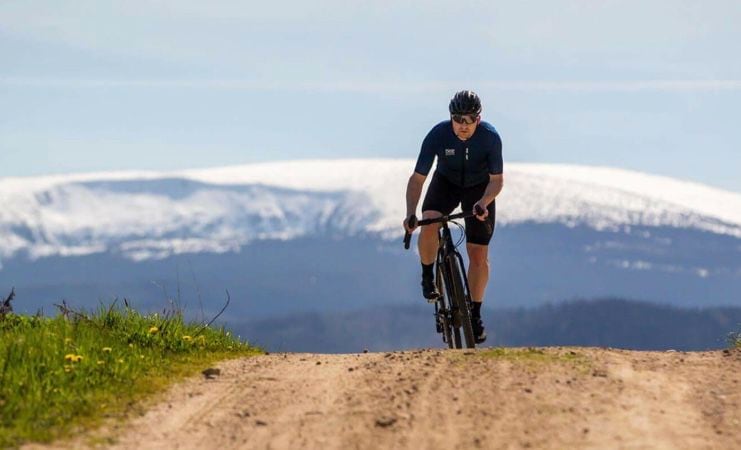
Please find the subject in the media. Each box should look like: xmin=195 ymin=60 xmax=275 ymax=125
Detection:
xmin=182 ymin=335 xmax=193 ymax=342
xmin=97 ymin=360 xmax=105 ymax=365
xmin=102 ymin=347 xmax=112 ymax=353
xmin=64 ymin=354 xmax=76 ymax=362
xmin=148 ymin=326 xmax=159 ymax=334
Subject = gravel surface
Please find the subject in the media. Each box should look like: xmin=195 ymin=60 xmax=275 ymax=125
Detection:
xmin=26 ymin=347 xmax=741 ymax=450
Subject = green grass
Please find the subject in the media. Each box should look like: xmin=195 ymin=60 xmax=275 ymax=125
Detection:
xmin=0 ymin=304 xmax=261 ymax=448
xmin=477 ymin=347 xmax=592 ymax=370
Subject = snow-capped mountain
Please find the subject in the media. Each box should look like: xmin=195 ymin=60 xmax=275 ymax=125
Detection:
xmin=1 ymin=159 xmax=739 ymax=319
xmin=1 ymin=159 xmax=740 ymax=263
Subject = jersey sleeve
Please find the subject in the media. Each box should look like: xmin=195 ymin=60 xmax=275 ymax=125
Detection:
xmin=413 ymin=128 xmax=437 ymax=176
xmin=487 ymin=133 xmax=503 ymax=175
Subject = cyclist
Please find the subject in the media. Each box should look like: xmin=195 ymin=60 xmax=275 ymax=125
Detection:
xmin=403 ymin=90 xmax=503 ymax=344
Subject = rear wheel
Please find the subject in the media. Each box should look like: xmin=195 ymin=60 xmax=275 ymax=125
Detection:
xmin=446 ymin=255 xmax=475 ymax=348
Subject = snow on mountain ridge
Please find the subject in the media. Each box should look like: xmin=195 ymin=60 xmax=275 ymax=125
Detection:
xmin=0 ymin=159 xmax=739 ymax=262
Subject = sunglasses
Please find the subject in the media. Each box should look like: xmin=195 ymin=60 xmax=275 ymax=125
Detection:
xmin=451 ymin=114 xmax=479 ymax=125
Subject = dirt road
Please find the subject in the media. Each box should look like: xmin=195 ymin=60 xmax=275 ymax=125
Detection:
xmin=34 ymin=347 xmax=740 ymax=449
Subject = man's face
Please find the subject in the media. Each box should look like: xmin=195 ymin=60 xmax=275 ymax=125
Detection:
xmin=451 ymin=114 xmax=480 ymax=141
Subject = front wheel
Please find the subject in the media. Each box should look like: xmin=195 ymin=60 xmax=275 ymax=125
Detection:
xmin=435 ymin=264 xmax=454 ymax=348
xmin=445 ymin=255 xmax=475 ymax=348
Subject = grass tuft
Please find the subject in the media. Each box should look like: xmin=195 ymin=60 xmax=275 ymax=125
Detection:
xmin=0 ymin=304 xmax=260 ymax=448
xmin=730 ymin=331 xmax=741 ymax=349
xmin=476 ymin=347 xmax=592 ymax=370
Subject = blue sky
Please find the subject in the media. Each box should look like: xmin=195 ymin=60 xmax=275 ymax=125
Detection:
xmin=2 ymin=0 xmax=740 ymax=191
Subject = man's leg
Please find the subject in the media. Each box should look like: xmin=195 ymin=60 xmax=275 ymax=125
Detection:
xmin=462 ymin=179 xmax=495 ymax=343
xmin=418 ymin=173 xmax=458 ymax=300
xmin=419 ymin=210 xmax=442 ymax=300
xmin=466 ymin=242 xmax=489 ymax=343
xmin=419 ymin=210 xmax=442 ymax=265
xmin=466 ymin=243 xmax=489 ymax=302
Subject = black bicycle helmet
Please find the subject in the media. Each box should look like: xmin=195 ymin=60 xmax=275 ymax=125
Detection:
xmin=448 ymin=90 xmax=482 ymax=115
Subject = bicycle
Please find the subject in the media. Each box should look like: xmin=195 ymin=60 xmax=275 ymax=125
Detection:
xmin=403 ymin=206 xmax=484 ymax=349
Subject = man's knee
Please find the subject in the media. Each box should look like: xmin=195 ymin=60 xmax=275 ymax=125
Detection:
xmin=422 ymin=210 xmax=443 ymax=220
xmin=420 ymin=210 xmax=442 ymax=237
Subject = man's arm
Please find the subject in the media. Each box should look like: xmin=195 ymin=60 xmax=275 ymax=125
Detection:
xmin=473 ymin=173 xmax=504 ymax=220
xmin=481 ymin=173 xmax=503 ymax=205
xmin=404 ymin=172 xmax=427 ymax=231
xmin=406 ymin=125 xmax=438 ymax=229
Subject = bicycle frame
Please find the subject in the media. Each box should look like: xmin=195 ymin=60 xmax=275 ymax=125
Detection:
xmin=404 ymin=210 xmax=479 ymax=348
xmin=435 ymin=218 xmax=475 ymax=348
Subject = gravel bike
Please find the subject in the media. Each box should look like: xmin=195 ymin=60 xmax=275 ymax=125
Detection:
xmin=404 ymin=206 xmax=484 ymax=349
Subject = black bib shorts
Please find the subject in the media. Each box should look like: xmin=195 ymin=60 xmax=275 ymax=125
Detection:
xmin=421 ymin=171 xmax=496 ymax=246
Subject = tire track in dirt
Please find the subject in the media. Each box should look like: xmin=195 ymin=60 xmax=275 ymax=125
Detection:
xmin=585 ymin=352 xmax=707 ymax=448
xmin=401 ymin=350 xmax=465 ymax=448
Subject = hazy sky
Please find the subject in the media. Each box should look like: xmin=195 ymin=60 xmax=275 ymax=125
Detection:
xmin=2 ymin=1 xmax=740 ymax=191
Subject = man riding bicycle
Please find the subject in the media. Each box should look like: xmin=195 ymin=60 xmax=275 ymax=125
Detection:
xmin=403 ymin=90 xmax=504 ymax=344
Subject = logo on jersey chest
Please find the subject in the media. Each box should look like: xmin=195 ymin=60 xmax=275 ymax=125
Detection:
xmin=445 ymin=148 xmax=456 ymax=156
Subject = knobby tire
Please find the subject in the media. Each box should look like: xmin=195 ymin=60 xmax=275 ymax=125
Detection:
xmin=436 ymin=264 xmax=454 ymax=348
xmin=447 ymin=255 xmax=475 ymax=349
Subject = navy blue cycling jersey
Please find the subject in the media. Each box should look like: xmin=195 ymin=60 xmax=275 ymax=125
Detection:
xmin=414 ymin=120 xmax=503 ymax=188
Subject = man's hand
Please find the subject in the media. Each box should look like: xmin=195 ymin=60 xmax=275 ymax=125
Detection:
xmin=473 ymin=201 xmax=488 ymax=221
xmin=403 ymin=214 xmax=418 ymax=233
